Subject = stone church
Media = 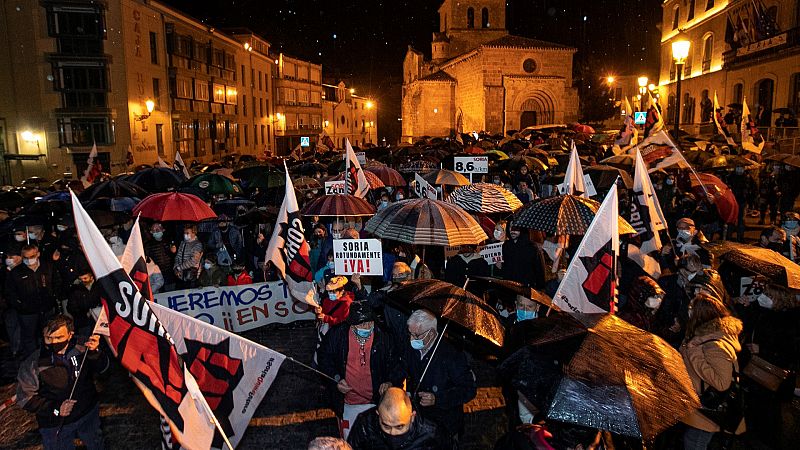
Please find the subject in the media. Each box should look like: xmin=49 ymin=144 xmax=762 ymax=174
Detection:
xmin=401 ymin=0 xmax=580 ymax=141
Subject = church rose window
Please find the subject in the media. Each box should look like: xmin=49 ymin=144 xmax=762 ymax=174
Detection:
xmin=523 ymin=59 xmax=537 ymax=73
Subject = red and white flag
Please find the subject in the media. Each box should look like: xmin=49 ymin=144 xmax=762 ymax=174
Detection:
xmin=265 ymin=165 xmax=320 ymax=307
xmin=627 ymin=150 xmax=667 ymax=278
xmin=344 ymin=139 xmax=369 ymax=198
xmin=81 ymin=142 xmax=103 ymax=186
xmin=70 ymin=192 xmax=223 ymax=450
xmin=560 ymin=141 xmax=588 ymax=197
xmin=627 ymin=130 xmax=691 ymax=172
xmin=713 ymin=92 xmax=737 ymax=146
xmin=553 ymin=185 xmax=620 ymax=313
xmin=741 ymin=97 xmax=765 ymax=154
xmin=615 ymin=97 xmax=638 ymax=148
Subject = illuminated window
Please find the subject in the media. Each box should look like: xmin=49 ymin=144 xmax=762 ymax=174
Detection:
xmin=732 ymin=83 xmax=743 ymax=104
xmin=702 ymin=34 xmax=713 ymax=72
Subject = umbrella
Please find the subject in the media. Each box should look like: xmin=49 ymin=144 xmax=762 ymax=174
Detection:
xmin=296 ymin=162 xmax=328 ymax=176
xmin=301 ymin=194 xmax=376 ymax=217
xmin=783 ymin=155 xmax=800 ymax=169
xmin=212 ymin=199 xmax=256 ymax=218
xmin=500 ymin=155 xmax=548 ymax=172
xmin=689 ymin=173 xmax=739 ymax=224
xmin=513 ymin=195 xmax=636 ymax=235
xmin=727 ymin=103 xmax=743 ymax=109
xmin=239 ymin=170 xmax=286 ymax=189
xmin=584 ymin=165 xmax=634 ymax=190
xmin=0 ymin=191 xmax=26 ymax=210
xmin=330 ymin=171 xmax=386 ymax=190
xmin=446 ymin=183 xmax=523 ymax=213
xmin=485 ymin=149 xmax=509 ymax=161
xmin=185 ymin=173 xmax=242 ymax=196
xmin=78 ymin=179 xmax=150 ymax=201
xmin=292 ymin=176 xmax=323 ymax=191
xmin=233 ymin=206 xmax=277 ymax=226
xmin=463 ymin=145 xmax=485 ymax=155
xmin=82 ymin=197 xmax=140 ymax=213
xmin=703 ymin=241 xmax=800 ymax=289
xmin=421 ymin=169 xmax=470 ymax=186
xmin=366 ymin=165 xmax=406 ymax=187
xmin=388 ymin=279 xmax=505 ymax=347
xmin=21 ymin=176 xmax=48 ymax=186
xmin=83 ymin=210 xmax=130 ymax=228
xmin=364 ymin=198 xmax=487 ymax=246
xmin=763 ymin=153 xmax=795 ymax=163
xmin=472 ymin=276 xmax=556 ymax=310
xmin=572 ymin=123 xmax=596 ymax=134
xmin=132 ymin=192 xmax=216 ymax=222
xmin=772 ymin=107 xmax=794 ymax=115
xmin=501 ymin=313 xmax=699 ymax=439
xmin=398 ymin=160 xmax=438 ymax=174
xmin=126 ymin=167 xmax=185 ymax=192
xmin=599 ymin=154 xmax=635 ymax=169
xmin=24 ymin=200 xmax=69 ymax=217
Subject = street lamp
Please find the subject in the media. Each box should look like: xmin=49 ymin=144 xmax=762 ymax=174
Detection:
xmin=135 ymin=99 xmax=156 ymax=131
xmin=638 ymin=76 xmax=649 ymax=111
xmin=672 ymin=36 xmax=691 ymax=139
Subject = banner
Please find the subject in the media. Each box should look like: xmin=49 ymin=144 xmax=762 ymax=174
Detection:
xmin=154 ymin=282 xmax=316 ymax=332
xmin=333 ymin=239 xmax=383 ymax=276
xmin=737 ymin=276 xmax=766 ymax=303
xmin=560 ymin=142 xmax=588 ymax=197
xmin=345 ymin=139 xmax=370 ymax=198
xmin=150 ymin=302 xmax=285 ymax=449
xmin=413 ymin=173 xmax=438 ymax=200
xmin=627 ymin=150 xmax=667 ymax=278
xmin=324 ymin=180 xmax=346 ymax=195
xmin=480 ymin=242 xmax=504 ymax=265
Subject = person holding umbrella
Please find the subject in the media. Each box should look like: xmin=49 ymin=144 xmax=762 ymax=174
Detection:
xmin=399 ymin=309 xmax=477 ymax=444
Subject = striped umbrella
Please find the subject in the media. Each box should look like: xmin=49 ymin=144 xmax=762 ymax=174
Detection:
xmin=446 ymin=183 xmax=523 ymax=213
xmin=365 ymin=198 xmax=487 ymax=246
xmin=513 ymin=194 xmax=636 ymax=235
xmin=330 ymin=170 xmax=386 ymax=190
xmin=366 ymin=165 xmax=406 ymax=186
xmin=301 ymin=194 xmax=376 ymax=217
xmin=421 ymin=169 xmax=470 ymax=186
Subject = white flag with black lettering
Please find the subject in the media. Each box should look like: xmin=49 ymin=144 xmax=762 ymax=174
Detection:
xmin=627 ymin=150 xmax=667 ymax=278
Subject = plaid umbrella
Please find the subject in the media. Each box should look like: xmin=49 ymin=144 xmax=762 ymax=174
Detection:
xmin=330 ymin=170 xmax=386 ymax=190
xmin=421 ymin=169 xmax=470 ymax=186
xmin=389 ymin=279 xmax=505 ymax=347
xmin=365 ymin=198 xmax=487 ymax=246
xmin=703 ymin=241 xmax=800 ymax=289
xmin=446 ymin=182 xmax=523 ymax=213
xmin=501 ymin=313 xmax=699 ymax=440
xmin=513 ymin=194 xmax=636 ymax=235
xmin=301 ymin=194 xmax=376 ymax=217
xmin=366 ymin=165 xmax=406 ymax=186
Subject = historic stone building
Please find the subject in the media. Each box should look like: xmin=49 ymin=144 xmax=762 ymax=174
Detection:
xmin=401 ymin=0 xmax=579 ymax=141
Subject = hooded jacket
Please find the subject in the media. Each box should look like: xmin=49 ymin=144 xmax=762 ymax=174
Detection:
xmin=347 ymin=405 xmax=451 ymax=450
xmin=680 ymin=316 xmax=745 ymax=433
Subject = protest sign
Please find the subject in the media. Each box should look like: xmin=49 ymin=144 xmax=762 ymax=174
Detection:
xmin=343 ymin=151 xmax=367 ymax=165
xmin=454 ymin=156 xmax=488 ymax=174
xmin=738 ymin=276 xmax=766 ymax=303
xmin=324 ymin=180 xmax=346 ymax=195
xmin=333 ymin=238 xmax=383 ymax=275
xmin=414 ymin=173 xmax=438 ymax=200
xmin=480 ymin=242 xmax=504 ymax=265
xmin=154 ymin=281 xmax=316 ymax=332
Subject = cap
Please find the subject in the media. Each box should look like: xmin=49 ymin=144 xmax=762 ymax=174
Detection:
xmin=676 ymin=217 xmax=695 ymax=228
xmin=325 ymin=275 xmax=348 ymax=291
xmin=347 ymin=301 xmax=375 ymax=326
xmin=783 ymin=212 xmax=800 ymax=221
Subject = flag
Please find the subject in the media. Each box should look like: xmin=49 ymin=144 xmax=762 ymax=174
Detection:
xmin=627 ymin=130 xmax=691 ymax=171
xmin=288 ymin=143 xmax=302 ymax=161
xmin=553 ymin=185 xmax=620 ymax=314
xmin=81 ymin=142 xmax=103 ymax=186
xmin=627 ymin=150 xmax=667 ymax=278
xmin=265 ymin=166 xmax=320 ymax=308
xmin=120 ymin=216 xmax=153 ymax=301
xmin=174 ymin=151 xmax=191 ymax=179
xmin=741 ymin=97 xmax=765 ymax=154
xmin=318 ymin=130 xmax=335 ymax=153
xmin=615 ymin=97 xmax=638 ymax=148
xmin=157 ymin=155 xmax=171 ymax=168
xmin=713 ymin=92 xmax=737 ymax=146
xmin=344 ymin=139 xmax=369 ymax=198
xmin=455 ymin=133 xmax=464 ymax=146
xmin=559 ymin=141 xmax=588 ymax=197
xmin=70 ymin=192 xmax=222 ymax=450
xmin=643 ymin=96 xmax=665 ymax=138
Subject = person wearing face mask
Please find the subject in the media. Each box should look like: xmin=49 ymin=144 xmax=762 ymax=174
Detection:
xmin=226 ymin=261 xmax=253 ymax=286
xmin=443 ymin=244 xmax=489 ymax=295
xmin=376 ymin=193 xmax=391 ymax=211
xmin=617 ymin=276 xmax=666 ymax=333
xmin=317 ymin=302 xmax=401 ymax=440
xmin=394 ymin=190 xmax=405 ymax=202
xmin=16 ymin=315 xmax=109 ymax=450
xmin=725 ymin=164 xmax=755 ymax=242
xmin=0 ymin=248 xmax=23 ymax=360
xmin=490 ymin=221 xmax=506 ymax=244
xmin=757 ymin=166 xmax=780 ymax=225
xmin=780 ymin=212 xmax=800 ymax=262
xmin=316 ymin=221 xmax=344 ymax=272
xmin=66 ymin=269 xmax=102 ymax=337
xmin=5 ymin=245 xmax=62 ymax=359
xmin=498 ymin=225 xmax=546 ymax=290
xmin=198 ymin=254 xmax=225 ymax=287
xmin=398 ymin=309 xmax=477 ymax=443
xmin=173 ymin=224 xmax=203 ymax=289
xmin=663 ymin=217 xmax=711 ymax=269
xmin=316 ymin=276 xmax=355 ymax=329
xmin=777 ymin=164 xmax=800 ymax=217
xmin=309 ymin=224 xmax=328 ymax=272
xmin=654 ymin=174 xmax=678 ymax=219
xmin=206 ymin=215 xmax=244 ymax=270
xmin=145 ymin=222 xmax=176 ymax=291
xmin=347 ymin=387 xmax=450 ymax=449
xmin=315 ymin=251 xmax=337 ymax=286
xmin=655 ymin=254 xmax=702 ymax=347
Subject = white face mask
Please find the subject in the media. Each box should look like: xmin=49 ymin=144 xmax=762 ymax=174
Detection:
xmin=493 ymin=229 xmax=504 ymax=240
xmin=14 ymin=235 xmax=25 ymax=242
xmin=518 ymin=399 xmax=534 ymax=424
xmin=756 ymin=294 xmax=773 ymax=309
xmin=5 ymin=258 xmax=15 ymax=267
xmin=184 ymin=233 xmax=193 ymax=241
xmin=677 ymin=229 xmax=693 ymax=242
xmin=542 ymin=240 xmax=562 ymax=261
xmin=56 ymin=225 xmax=68 ymax=232
xmin=332 ymin=231 xmax=342 ymax=239
xmin=645 ymin=296 xmax=663 ymax=310
xmin=686 ymin=271 xmax=698 ymax=281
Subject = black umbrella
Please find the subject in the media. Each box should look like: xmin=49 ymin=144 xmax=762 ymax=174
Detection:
xmin=213 ymin=199 xmax=256 ymax=218
xmin=84 ymin=210 xmax=130 ymax=228
xmin=78 ymin=179 xmax=150 ymax=201
xmin=295 ymin=162 xmax=327 ymax=176
xmin=127 ymin=167 xmax=184 ymax=192
xmin=471 ymin=276 xmax=556 ymax=310
xmin=0 ymin=191 xmax=26 ymax=210
xmin=500 ymin=313 xmax=699 ymax=439
xmin=233 ymin=206 xmax=277 ymax=226
xmin=703 ymin=241 xmax=800 ymax=289
xmin=584 ymin=165 xmax=634 ymax=190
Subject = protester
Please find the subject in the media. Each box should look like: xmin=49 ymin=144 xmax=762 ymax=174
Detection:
xmin=226 ymin=260 xmax=253 ymax=286
xmin=497 ymin=225 xmax=545 ymax=289
xmin=198 ymin=253 xmax=226 ymax=287
xmin=66 ymin=269 xmax=102 ymax=337
xmin=16 ymin=315 xmax=109 ymax=450
xmin=173 ymin=224 xmax=203 ymax=289
xmin=145 ymin=222 xmax=176 ymax=291
xmin=443 ymin=244 xmax=489 ymax=291
xmin=399 ymin=309 xmax=477 ymax=443
xmin=347 ymin=387 xmax=451 ymax=449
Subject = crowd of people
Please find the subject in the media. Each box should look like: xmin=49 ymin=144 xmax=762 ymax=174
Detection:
xmin=0 ymin=128 xmax=798 ymax=449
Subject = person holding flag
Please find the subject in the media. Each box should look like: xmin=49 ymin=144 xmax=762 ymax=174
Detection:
xmin=173 ymin=151 xmax=191 ymax=179
xmin=712 ymin=92 xmax=736 ymax=146
xmin=80 ymin=143 xmax=103 ymax=187
xmin=740 ymin=97 xmax=765 ymax=154
xmin=643 ymin=95 xmax=665 ymax=138
xmin=16 ymin=314 xmax=109 ymax=450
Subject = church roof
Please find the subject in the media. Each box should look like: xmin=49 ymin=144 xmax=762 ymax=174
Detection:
xmin=481 ymin=35 xmax=573 ymax=50
xmin=418 ymin=70 xmax=456 ymax=82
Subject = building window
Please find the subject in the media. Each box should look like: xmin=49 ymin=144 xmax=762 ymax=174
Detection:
xmin=241 ymin=65 xmax=245 ymax=86
xmin=195 ymin=80 xmax=209 ymax=101
xmin=213 ymin=84 xmax=225 ymax=103
xmin=732 ymin=83 xmax=743 ymax=104
xmin=790 ymin=73 xmax=800 ymax=113
xmin=260 ymin=98 xmax=264 ymax=117
xmin=242 ymin=95 xmax=247 ymax=116
xmin=702 ymin=34 xmax=713 ymax=72
xmin=244 ymin=124 xmax=248 ymax=146
xmin=251 ymin=69 xmax=255 ymax=88
xmin=481 ymin=8 xmax=489 ymax=28
xmin=261 ymin=125 xmax=265 ymax=145
xmin=149 ymin=32 xmax=158 ymax=64
xmin=57 ymin=117 xmax=114 ymax=146
xmin=672 ymin=6 xmax=680 ymax=30
xmin=467 ymin=7 xmax=474 ymax=28
xmin=258 ymin=71 xmax=262 ymax=91
xmin=706 ymin=0 xmax=714 ymax=11
xmin=175 ymin=77 xmax=192 ymax=99
xmin=687 ymin=0 xmax=695 ymax=20
xmin=522 ymin=58 xmax=537 ymax=73
xmin=152 ymin=78 xmax=160 ymax=108
xmin=254 ymin=125 xmax=258 ymax=145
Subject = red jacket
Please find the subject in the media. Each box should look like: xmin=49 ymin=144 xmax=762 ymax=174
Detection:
xmin=226 ymin=271 xmax=253 ymax=286
xmin=319 ymin=291 xmax=354 ymax=326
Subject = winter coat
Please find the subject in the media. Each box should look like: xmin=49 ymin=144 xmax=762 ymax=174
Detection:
xmin=226 ymin=271 xmax=253 ymax=286
xmin=317 ymin=324 xmax=403 ymax=416
xmin=199 ymin=265 xmax=226 ymax=287
xmin=444 ymin=253 xmax=489 ymax=294
xmin=347 ymin=405 xmax=451 ymax=450
xmin=502 ymin=236 xmax=546 ymax=289
xmin=174 ymin=239 xmax=203 ymax=281
xmin=319 ymin=291 xmax=355 ymax=326
xmin=5 ymin=261 xmax=62 ymax=315
xmin=66 ymin=283 xmax=102 ymax=332
xmin=680 ymin=316 xmax=745 ymax=433
xmin=206 ymin=226 xmax=245 ymax=263
xmin=145 ymin=239 xmax=175 ymax=283
xmin=16 ymin=341 xmax=109 ymax=428
xmin=399 ymin=339 xmax=477 ymax=436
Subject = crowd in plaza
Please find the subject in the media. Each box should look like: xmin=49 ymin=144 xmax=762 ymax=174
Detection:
xmin=0 ymin=121 xmax=799 ymax=450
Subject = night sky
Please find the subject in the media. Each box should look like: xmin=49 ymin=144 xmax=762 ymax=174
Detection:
xmin=163 ymin=0 xmax=663 ymax=141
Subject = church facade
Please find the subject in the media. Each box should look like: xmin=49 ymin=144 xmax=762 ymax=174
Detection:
xmin=401 ymin=0 xmax=580 ymax=141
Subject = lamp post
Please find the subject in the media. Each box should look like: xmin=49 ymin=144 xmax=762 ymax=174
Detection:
xmin=637 ymin=76 xmax=648 ymax=112
xmin=671 ymin=36 xmax=691 ymax=139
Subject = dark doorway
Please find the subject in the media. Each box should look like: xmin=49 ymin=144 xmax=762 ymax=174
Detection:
xmin=756 ymin=78 xmax=774 ymax=126
xmin=520 ymin=111 xmax=537 ymax=129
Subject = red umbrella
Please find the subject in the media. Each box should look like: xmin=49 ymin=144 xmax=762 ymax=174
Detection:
xmin=366 ymin=165 xmax=406 ymax=186
xmin=132 ymin=192 xmax=216 ymax=222
xmin=463 ymin=146 xmax=485 ymax=155
xmin=690 ymin=173 xmax=739 ymax=224
xmin=572 ymin=123 xmax=596 ymax=134
xmin=301 ymin=194 xmax=376 ymax=217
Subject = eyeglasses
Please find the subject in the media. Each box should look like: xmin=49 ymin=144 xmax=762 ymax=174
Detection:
xmin=409 ymin=329 xmax=432 ymax=340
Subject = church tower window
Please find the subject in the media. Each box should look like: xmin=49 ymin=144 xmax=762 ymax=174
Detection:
xmin=481 ymin=8 xmax=489 ymax=28
xmin=467 ymin=8 xmax=475 ymax=28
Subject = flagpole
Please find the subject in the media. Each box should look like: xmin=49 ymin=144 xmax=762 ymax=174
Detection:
xmin=55 ymin=348 xmax=91 ymax=437
xmin=283 ymin=355 xmax=338 ymax=383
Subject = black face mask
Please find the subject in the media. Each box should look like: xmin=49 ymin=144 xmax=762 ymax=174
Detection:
xmin=767 ymin=242 xmax=784 ymax=252
xmin=384 ymin=432 xmax=409 ymax=447
xmin=47 ymin=340 xmax=70 ymax=354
